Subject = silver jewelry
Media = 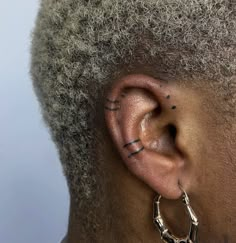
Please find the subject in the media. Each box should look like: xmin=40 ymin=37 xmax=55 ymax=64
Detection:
xmin=153 ymin=188 xmax=198 ymax=243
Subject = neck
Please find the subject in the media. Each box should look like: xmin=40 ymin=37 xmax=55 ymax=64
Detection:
xmin=65 ymin=184 xmax=160 ymax=243
xmin=64 ymin=152 xmax=188 ymax=242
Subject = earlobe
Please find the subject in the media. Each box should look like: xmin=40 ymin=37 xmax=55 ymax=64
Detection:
xmin=105 ymin=74 xmax=184 ymax=199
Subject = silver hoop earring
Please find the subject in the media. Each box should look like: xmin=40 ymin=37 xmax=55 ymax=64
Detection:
xmin=153 ymin=188 xmax=198 ymax=243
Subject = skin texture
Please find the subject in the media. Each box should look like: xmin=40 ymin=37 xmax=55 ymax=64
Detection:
xmin=30 ymin=1 xmax=236 ymax=242
xmin=64 ymin=74 xmax=236 ymax=243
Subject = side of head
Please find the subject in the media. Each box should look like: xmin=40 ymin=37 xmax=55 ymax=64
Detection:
xmin=31 ymin=0 xmax=236 ymax=242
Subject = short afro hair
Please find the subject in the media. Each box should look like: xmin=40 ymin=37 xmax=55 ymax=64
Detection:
xmin=31 ymin=0 xmax=236 ymax=235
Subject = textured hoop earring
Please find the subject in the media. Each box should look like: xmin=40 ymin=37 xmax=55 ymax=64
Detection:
xmin=153 ymin=188 xmax=198 ymax=243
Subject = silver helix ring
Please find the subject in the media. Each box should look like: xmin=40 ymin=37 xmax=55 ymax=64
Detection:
xmin=153 ymin=187 xmax=198 ymax=243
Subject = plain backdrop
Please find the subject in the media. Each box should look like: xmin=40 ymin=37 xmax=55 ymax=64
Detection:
xmin=0 ymin=1 xmax=69 ymax=243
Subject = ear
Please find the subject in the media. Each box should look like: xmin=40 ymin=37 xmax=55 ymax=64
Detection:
xmin=105 ymin=74 xmax=186 ymax=199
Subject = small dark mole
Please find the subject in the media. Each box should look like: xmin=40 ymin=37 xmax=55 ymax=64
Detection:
xmin=171 ymin=105 xmax=176 ymax=109
xmin=166 ymin=95 xmax=170 ymax=99
xmin=121 ymin=93 xmax=126 ymax=98
xmin=160 ymin=85 xmax=162 ymax=87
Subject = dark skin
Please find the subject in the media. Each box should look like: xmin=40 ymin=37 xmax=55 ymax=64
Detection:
xmin=66 ymin=74 xmax=236 ymax=243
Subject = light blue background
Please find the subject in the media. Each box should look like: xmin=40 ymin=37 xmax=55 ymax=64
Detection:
xmin=0 ymin=1 xmax=69 ymax=243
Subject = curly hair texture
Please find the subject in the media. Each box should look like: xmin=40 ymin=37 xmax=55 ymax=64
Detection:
xmin=31 ymin=0 xmax=236 ymax=236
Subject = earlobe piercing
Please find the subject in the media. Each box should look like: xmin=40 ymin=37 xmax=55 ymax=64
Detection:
xmin=153 ymin=185 xmax=198 ymax=243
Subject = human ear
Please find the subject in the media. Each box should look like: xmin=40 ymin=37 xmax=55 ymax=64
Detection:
xmin=104 ymin=74 xmax=185 ymax=199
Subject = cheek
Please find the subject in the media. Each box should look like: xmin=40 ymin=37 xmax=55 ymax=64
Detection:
xmin=193 ymin=125 xmax=236 ymax=236
xmin=194 ymin=112 xmax=236 ymax=190
xmin=198 ymin=123 xmax=236 ymax=195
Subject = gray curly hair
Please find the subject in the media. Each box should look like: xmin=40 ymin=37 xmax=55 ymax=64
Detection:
xmin=31 ymin=0 xmax=236 ymax=236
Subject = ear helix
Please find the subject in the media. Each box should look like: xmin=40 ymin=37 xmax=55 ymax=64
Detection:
xmin=123 ymin=138 xmax=144 ymax=158
xmin=104 ymin=98 xmax=120 ymax=111
xmin=104 ymin=90 xmax=129 ymax=111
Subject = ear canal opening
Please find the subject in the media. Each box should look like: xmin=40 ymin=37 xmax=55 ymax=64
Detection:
xmin=152 ymin=105 xmax=162 ymax=117
xmin=167 ymin=124 xmax=177 ymax=141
